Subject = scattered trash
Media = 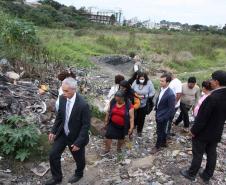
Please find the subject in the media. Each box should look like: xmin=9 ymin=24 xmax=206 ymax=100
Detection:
xmin=30 ymin=162 xmax=50 ymax=177
xmin=0 ymin=58 xmax=225 ymax=185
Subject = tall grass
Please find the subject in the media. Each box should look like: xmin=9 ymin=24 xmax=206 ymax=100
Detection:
xmin=37 ymin=27 xmax=226 ymax=71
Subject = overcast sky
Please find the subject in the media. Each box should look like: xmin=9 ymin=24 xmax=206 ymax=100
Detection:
xmin=28 ymin=0 xmax=226 ymax=26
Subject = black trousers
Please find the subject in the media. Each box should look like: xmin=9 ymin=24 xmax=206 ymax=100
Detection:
xmin=49 ymin=134 xmax=85 ymax=181
xmin=167 ymin=107 xmax=178 ymax=135
xmin=135 ymin=107 xmax=147 ymax=133
xmin=156 ymin=120 xmax=169 ymax=148
xmin=188 ymin=138 xmax=217 ymax=180
xmin=175 ymin=103 xmax=191 ymax=128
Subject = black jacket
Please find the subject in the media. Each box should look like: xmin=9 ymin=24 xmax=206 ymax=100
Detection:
xmin=155 ymin=88 xmax=176 ymax=123
xmin=191 ymin=88 xmax=226 ymax=143
xmin=51 ymin=93 xmax=90 ymax=148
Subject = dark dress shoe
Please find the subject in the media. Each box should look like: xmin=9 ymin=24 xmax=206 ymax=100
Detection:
xmin=45 ymin=178 xmax=62 ymax=185
xmin=68 ymin=175 xmax=83 ymax=184
xmin=160 ymin=143 xmax=168 ymax=148
xmin=169 ymin=133 xmax=176 ymax=137
xmin=180 ymin=169 xmax=195 ymax=181
xmin=199 ymin=172 xmax=210 ymax=184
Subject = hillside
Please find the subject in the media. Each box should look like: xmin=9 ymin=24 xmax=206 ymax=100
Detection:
xmin=1 ymin=0 xmax=226 ymax=82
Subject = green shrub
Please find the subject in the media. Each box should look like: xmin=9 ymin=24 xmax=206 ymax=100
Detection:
xmin=0 ymin=1 xmax=31 ymax=18
xmin=0 ymin=11 xmax=41 ymax=59
xmin=74 ymin=29 xmax=90 ymax=37
xmin=96 ymin=34 xmax=119 ymax=52
xmin=26 ymin=5 xmax=57 ymax=27
xmin=0 ymin=115 xmax=40 ymax=161
xmin=39 ymin=0 xmax=63 ymax=10
xmin=33 ymin=133 xmax=51 ymax=161
xmin=90 ymin=105 xmax=105 ymax=120
xmin=127 ymin=31 xmax=136 ymax=47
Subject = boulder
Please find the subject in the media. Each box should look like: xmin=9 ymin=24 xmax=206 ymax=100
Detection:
xmin=0 ymin=58 xmax=8 ymax=66
xmin=172 ymin=150 xmax=180 ymax=157
xmin=90 ymin=117 xmax=105 ymax=136
xmin=86 ymin=153 xmax=100 ymax=165
xmin=30 ymin=162 xmax=50 ymax=176
xmin=0 ymin=59 xmax=13 ymax=74
xmin=150 ymin=53 xmax=168 ymax=63
xmin=40 ymin=112 xmax=53 ymax=124
xmin=5 ymin=71 xmax=20 ymax=80
xmin=131 ymin=155 xmax=155 ymax=169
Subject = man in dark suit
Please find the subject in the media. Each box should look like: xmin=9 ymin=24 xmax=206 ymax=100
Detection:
xmin=45 ymin=77 xmax=90 ymax=185
xmin=180 ymin=70 xmax=226 ymax=184
xmin=151 ymin=73 xmax=176 ymax=154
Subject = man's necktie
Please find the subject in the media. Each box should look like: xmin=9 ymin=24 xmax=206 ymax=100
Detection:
xmin=64 ymin=100 xmax=71 ymax=135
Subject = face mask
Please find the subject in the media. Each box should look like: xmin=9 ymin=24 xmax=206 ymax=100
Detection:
xmin=139 ymin=79 xmax=145 ymax=84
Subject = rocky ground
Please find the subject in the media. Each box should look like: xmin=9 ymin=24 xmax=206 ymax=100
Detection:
xmin=1 ymin=113 xmax=225 ymax=185
xmin=0 ymin=57 xmax=225 ymax=185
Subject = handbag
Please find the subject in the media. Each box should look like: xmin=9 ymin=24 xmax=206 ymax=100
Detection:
xmin=145 ymin=95 xmax=154 ymax=115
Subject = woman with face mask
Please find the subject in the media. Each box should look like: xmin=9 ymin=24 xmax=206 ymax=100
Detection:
xmin=132 ymin=72 xmax=155 ymax=136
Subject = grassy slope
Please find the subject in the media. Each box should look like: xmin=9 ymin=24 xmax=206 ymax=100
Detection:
xmin=38 ymin=27 xmax=226 ymax=83
xmin=38 ymin=28 xmax=135 ymax=67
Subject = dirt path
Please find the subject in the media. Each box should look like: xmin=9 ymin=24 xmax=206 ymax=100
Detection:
xmin=90 ymin=57 xmax=133 ymax=79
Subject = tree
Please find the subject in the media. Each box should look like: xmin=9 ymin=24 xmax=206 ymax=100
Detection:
xmin=223 ymin=24 xmax=226 ymax=31
xmin=110 ymin=14 xmax=116 ymax=25
xmin=26 ymin=5 xmax=58 ymax=26
xmin=191 ymin=24 xmax=208 ymax=32
xmin=38 ymin=0 xmax=63 ymax=10
xmin=78 ymin=7 xmax=87 ymax=14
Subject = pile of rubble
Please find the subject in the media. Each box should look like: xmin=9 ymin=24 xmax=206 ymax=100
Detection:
xmin=1 ymin=113 xmax=225 ymax=185
xmin=0 ymin=59 xmax=57 ymax=131
xmin=1 ymin=58 xmax=225 ymax=185
xmin=0 ymin=58 xmax=118 ymax=132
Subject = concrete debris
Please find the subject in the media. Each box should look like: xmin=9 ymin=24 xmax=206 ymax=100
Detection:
xmin=30 ymin=162 xmax=50 ymax=177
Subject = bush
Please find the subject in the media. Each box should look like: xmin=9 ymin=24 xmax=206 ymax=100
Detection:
xmin=74 ymin=29 xmax=89 ymax=37
xmin=39 ymin=0 xmax=63 ymax=10
xmin=0 ymin=115 xmax=40 ymax=161
xmin=1 ymin=19 xmax=38 ymax=46
xmin=0 ymin=10 xmax=41 ymax=60
xmin=90 ymin=105 xmax=105 ymax=120
xmin=1 ymin=1 xmax=30 ymax=18
xmin=96 ymin=34 xmax=119 ymax=52
xmin=127 ymin=31 xmax=136 ymax=47
xmin=26 ymin=5 xmax=57 ymax=27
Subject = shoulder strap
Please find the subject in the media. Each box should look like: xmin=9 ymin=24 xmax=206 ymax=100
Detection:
xmin=125 ymin=99 xmax=131 ymax=114
xmin=109 ymin=99 xmax=116 ymax=112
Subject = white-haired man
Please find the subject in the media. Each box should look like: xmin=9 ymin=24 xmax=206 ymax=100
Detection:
xmin=45 ymin=77 xmax=90 ymax=185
